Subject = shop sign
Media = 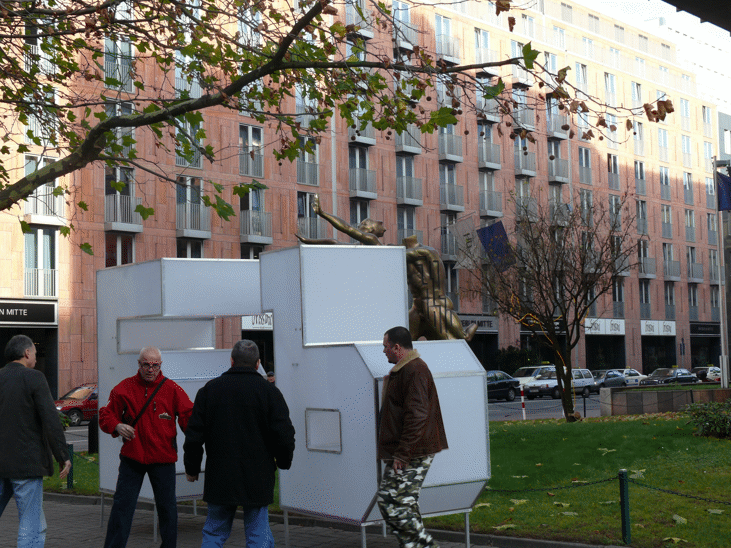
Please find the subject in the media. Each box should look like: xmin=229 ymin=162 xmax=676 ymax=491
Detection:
xmin=640 ymin=320 xmax=676 ymax=336
xmin=461 ymin=315 xmax=498 ymax=333
xmin=242 ymin=312 xmax=273 ymax=330
xmin=584 ymin=318 xmax=625 ymax=336
xmin=690 ymin=323 xmax=720 ymax=336
xmin=0 ymin=300 xmax=57 ymax=326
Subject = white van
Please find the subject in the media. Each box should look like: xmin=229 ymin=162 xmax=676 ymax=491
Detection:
xmin=512 ymin=365 xmax=556 ymax=387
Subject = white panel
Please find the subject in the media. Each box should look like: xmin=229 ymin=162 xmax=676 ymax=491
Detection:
xmin=160 ymin=259 xmax=262 ymax=317
xmin=299 ymin=246 xmax=408 ymax=346
xmin=117 ymin=318 xmax=215 ymax=353
xmin=97 ymin=260 xmax=163 ymax=319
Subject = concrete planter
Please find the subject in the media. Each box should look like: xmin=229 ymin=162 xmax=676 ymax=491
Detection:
xmin=600 ymin=387 xmax=731 ymax=416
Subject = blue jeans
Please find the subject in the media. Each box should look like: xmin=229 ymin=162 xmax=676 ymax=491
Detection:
xmin=103 ymin=457 xmax=177 ymax=548
xmin=0 ymin=477 xmax=47 ymax=548
xmin=201 ymin=504 xmax=274 ymax=548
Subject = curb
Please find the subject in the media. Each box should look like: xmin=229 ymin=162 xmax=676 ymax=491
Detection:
xmin=43 ymin=492 xmax=624 ymax=548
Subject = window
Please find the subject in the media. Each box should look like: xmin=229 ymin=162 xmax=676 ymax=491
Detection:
xmin=105 ymin=101 xmax=135 ymax=158
xmin=587 ymin=14 xmax=600 ymax=33
xmin=609 ymin=194 xmax=621 ymax=227
xmin=241 ymin=245 xmax=264 ymax=259
xmin=724 ymin=130 xmax=731 ymax=155
xmin=658 ymin=66 xmax=669 ymax=86
xmin=663 ymin=242 xmax=674 ymax=261
xmin=25 ymin=89 xmax=56 ymax=146
xmin=613 ymin=277 xmax=624 ymax=303
xmin=582 ymin=37 xmax=593 ymax=57
xmin=579 ymin=147 xmax=591 ymax=168
xmin=104 ymin=36 xmax=134 ymax=92
xmin=580 ymin=189 xmax=593 ymax=225
xmin=25 ymin=22 xmax=55 ymax=74
xmin=634 ymin=121 xmax=644 ymax=142
xmin=176 ymin=176 xmax=207 ymax=233
xmin=397 ymin=205 xmax=415 ymax=232
xmin=240 ymin=187 xmax=263 ymax=213
xmin=475 ymin=27 xmax=489 ymax=54
xmin=658 ymin=128 xmax=668 ymax=151
xmin=106 ymin=233 xmax=134 ymax=267
xmin=544 ymin=51 xmax=557 ymax=73
xmin=575 ymin=62 xmax=588 ymax=93
xmin=661 ymin=43 xmax=671 ymax=60
xmin=24 ymin=155 xmax=62 ymax=218
xmin=175 ymin=118 xmax=202 ymax=168
xmin=659 ymin=167 xmax=669 ymax=186
xmin=702 ymin=106 xmax=712 ymax=125
xmin=639 ymin=280 xmax=650 ymax=304
xmin=635 ymin=57 xmax=645 ymax=78
xmin=665 ymin=282 xmax=675 ymax=306
xmin=683 ymin=172 xmax=692 ymax=191
xmin=553 ymin=26 xmax=565 ymax=49
xmin=680 ymin=98 xmax=690 ymax=118
xmin=297 ymin=191 xmax=319 ymax=238
xmin=711 ymin=285 xmax=720 ymax=308
xmin=177 ymin=239 xmax=202 ymax=258
xmin=688 ymin=284 xmax=698 ymax=308
xmin=560 ymin=2 xmax=572 ymax=23
xmin=604 ymin=73 xmax=616 ymax=98
xmin=687 ymin=245 xmax=697 ymax=265
xmin=24 ymin=227 xmax=57 ymax=297
xmin=298 ymin=137 xmax=319 ymax=186
xmin=685 ymin=209 xmax=695 ymax=229
xmin=350 ymin=199 xmax=369 ymax=226
xmin=440 ymin=163 xmax=456 ymax=187
xmin=614 ymin=25 xmax=625 ymax=43
xmin=608 ymin=154 xmax=619 ymax=174
xmin=637 ymin=200 xmax=647 ymax=231
xmin=521 ymin=14 xmax=534 ymax=37
xmin=634 ymin=161 xmax=645 ymax=180
xmin=682 ymin=135 xmax=691 ymax=155
xmin=238 ymin=6 xmax=262 ymax=48
xmin=706 ymin=177 xmax=715 ymax=196
xmin=239 ymin=124 xmax=263 ymax=178
xmin=631 ymin=82 xmax=642 ymax=104
xmin=637 ymin=34 xmax=648 ymax=52
xmin=609 ymin=47 xmax=620 ymax=68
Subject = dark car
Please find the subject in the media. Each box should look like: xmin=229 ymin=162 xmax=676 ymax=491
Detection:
xmin=640 ymin=368 xmax=699 ymax=386
xmin=485 ymin=370 xmax=521 ymax=401
xmin=55 ymin=384 xmax=98 ymax=426
xmin=592 ymin=369 xmax=627 ymax=389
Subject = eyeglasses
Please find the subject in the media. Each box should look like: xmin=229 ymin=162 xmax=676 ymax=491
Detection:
xmin=139 ymin=362 xmax=161 ymax=370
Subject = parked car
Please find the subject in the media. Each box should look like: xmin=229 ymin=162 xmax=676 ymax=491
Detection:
xmin=691 ymin=366 xmax=721 ymax=382
xmin=485 ymin=370 xmax=521 ymax=401
xmin=571 ymin=368 xmax=597 ymax=397
xmin=592 ymin=369 xmax=627 ymax=389
xmin=639 ymin=368 xmax=699 ymax=386
xmin=55 ymin=384 xmax=98 ymax=426
xmin=524 ymin=370 xmax=561 ymax=400
xmin=618 ymin=368 xmax=647 ymax=386
xmin=512 ymin=365 xmax=556 ymax=387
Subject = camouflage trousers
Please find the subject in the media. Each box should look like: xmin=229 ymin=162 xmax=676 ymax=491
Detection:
xmin=377 ymin=455 xmax=439 ymax=548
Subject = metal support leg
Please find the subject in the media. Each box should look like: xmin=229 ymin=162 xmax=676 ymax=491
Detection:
xmin=284 ymin=509 xmax=290 ymax=548
xmin=382 ymin=521 xmax=387 ymax=537
xmin=100 ymin=493 xmax=105 ymax=527
xmin=464 ymin=512 xmax=471 ymax=548
xmin=361 ymin=524 xmax=367 ymax=548
xmin=193 ymin=499 xmax=197 ymax=516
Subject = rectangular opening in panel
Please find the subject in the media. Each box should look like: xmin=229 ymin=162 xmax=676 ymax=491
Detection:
xmin=305 ymin=408 xmax=342 ymax=453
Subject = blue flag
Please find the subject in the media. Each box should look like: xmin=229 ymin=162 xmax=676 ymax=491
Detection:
xmin=719 ymin=172 xmax=731 ymax=211
xmin=476 ymin=221 xmax=515 ymax=272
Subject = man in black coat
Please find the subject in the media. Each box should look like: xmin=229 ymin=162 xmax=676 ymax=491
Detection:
xmin=184 ymin=339 xmax=295 ymax=548
xmin=0 ymin=334 xmax=71 ymax=547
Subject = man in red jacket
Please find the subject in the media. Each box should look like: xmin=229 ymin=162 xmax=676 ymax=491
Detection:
xmin=99 ymin=347 xmax=193 ymax=548
xmin=378 ymin=326 xmax=448 ymax=548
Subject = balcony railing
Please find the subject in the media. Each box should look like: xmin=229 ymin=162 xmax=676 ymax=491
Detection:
xmin=345 ymin=1 xmax=373 ymax=36
xmin=25 ymin=43 xmax=55 ymax=75
xmin=25 ymin=186 xmax=64 ymax=218
xmin=105 ymin=194 xmax=143 ymax=227
xmin=514 ymin=108 xmax=535 ymax=130
xmin=514 ymin=151 xmax=536 ymax=176
xmin=475 ymin=47 xmax=499 ymax=74
xmin=396 ymin=176 xmax=423 ymax=205
xmin=174 ymin=74 xmax=201 ymax=99
xmin=440 ymin=184 xmax=464 ymax=211
xmin=579 ymin=166 xmax=593 ymax=185
xmin=658 ymin=146 xmax=669 ymax=163
xmin=689 ymin=305 xmax=699 ymax=321
xmin=665 ymin=304 xmax=675 ymax=321
xmin=637 ymin=217 xmax=648 ymax=235
xmin=511 ymin=65 xmax=533 ymax=86
xmin=712 ymin=306 xmax=720 ymax=322
xmin=297 ymin=217 xmax=327 ymax=240
xmin=348 ymin=121 xmax=376 ymax=145
xmin=239 ymin=148 xmax=264 ymax=178
xmin=176 ymin=202 xmax=210 ymax=233
xmin=710 ymin=265 xmax=724 ymax=283
xmin=640 ymin=302 xmax=652 ymax=320
xmin=704 ymin=122 xmax=713 ymax=138
xmin=478 ymin=187 xmax=503 ymax=215
xmin=297 ymin=159 xmax=319 ymax=186
xmin=477 ymin=142 xmax=501 ymax=169
xmin=441 ymin=232 xmax=458 ymax=258
xmin=438 ymin=133 xmax=463 ymax=161
xmin=397 ymin=228 xmax=423 ymax=244
xmin=105 ymin=59 xmax=134 ymax=93
xmin=684 ymin=187 xmax=694 ymax=205
xmin=688 ymin=262 xmax=703 ymax=281
xmin=550 ymin=202 xmax=571 ymax=225
xmin=634 ymin=139 xmax=644 ymax=156
xmin=661 ymin=222 xmax=672 ymax=239
xmin=682 ymin=152 xmax=692 ymax=168
xmin=515 ymin=197 xmax=538 ymax=221
xmin=476 ymin=95 xmax=500 ymax=121
xmin=661 ymin=184 xmax=671 ymax=201
xmin=685 ymin=225 xmax=695 ymax=242
xmin=240 ymin=210 xmax=272 ymax=242
xmin=664 ymin=259 xmax=681 ymax=279
xmin=546 ymin=115 xmax=568 ymax=138
xmin=24 ymin=268 xmax=57 ymax=298
xmin=393 ymin=22 xmax=418 ymax=49
xmin=709 ymin=230 xmax=718 ymax=247
xmin=548 ymin=158 xmax=569 ymax=183
xmin=349 ymin=168 xmax=377 ymax=197
xmin=638 ymin=257 xmax=656 ymax=277
xmin=395 ymin=125 xmax=421 ymax=153
xmin=705 ymin=158 xmax=714 ymax=173
xmin=707 ymin=192 xmax=716 ymax=209
xmin=175 ymin=143 xmax=202 ymax=168
xmin=681 ymin=116 xmax=691 ymax=131
xmin=635 ymin=177 xmax=646 ymax=195
xmin=435 ymin=34 xmax=461 ymax=63
xmin=613 ymin=301 xmax=624 ymax=319
xmin=608 ymin=172 xmax=620 ymax=191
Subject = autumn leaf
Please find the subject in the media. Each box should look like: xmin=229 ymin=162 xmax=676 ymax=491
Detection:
xmin=493 ymin=524 xmax=517 ymax=531
xmin=510 ymin=499 xmax=529 ymax=505
xmin=672 ymin=514 xmax=687 ymax=525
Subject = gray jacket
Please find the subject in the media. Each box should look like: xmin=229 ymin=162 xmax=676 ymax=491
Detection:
xmin=0 ymin=362 xmax=69 ymax=478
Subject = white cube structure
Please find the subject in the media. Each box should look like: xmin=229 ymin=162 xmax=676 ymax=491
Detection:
xmin=260 ymin=245 xmax=490 ymax=525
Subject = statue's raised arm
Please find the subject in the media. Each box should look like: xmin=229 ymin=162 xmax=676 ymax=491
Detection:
xmin=296 ymin=195 xmax=385 ymax=246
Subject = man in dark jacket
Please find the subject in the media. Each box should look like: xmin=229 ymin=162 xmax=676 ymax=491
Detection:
xmin=184 ymin=339 xmax=295 ymax=548
xmin=99 ymin=346 xmax=193 ymax=548
xmin=378 ymin=326 xmax=448 ymax=548
xmin=0 ymin=334 xmax=71 ymax=547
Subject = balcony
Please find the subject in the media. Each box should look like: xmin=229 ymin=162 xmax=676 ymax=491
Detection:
xmin=24 ymin=186 xmax=65 ymax=226
xmin=515 ymin=197 xmax=538 ymax=222
xmin=345 ymin=1 xmax=373 ymax=38
xmin=511 ymin=65 xmax=533 ymax=87
xmin=105 ymin=59 xmax=134 ymax=93
xmin=712 ymin=307 xmax=720 ymax=322
xmin=682 ymin=153 xmax=692 ymax=168
xmin=240 ymin=210 xmax=273 ymax=245
xmin=176 ymin=202 xmax=211 ymax=239
xmin=709 ymin=230 xmax=718 ymax=247
xmin=514 ymin=108 xmax=535 ymax=131
xmin=634 ymin=139 xmax=644 ymax=156
xmin=24 ymin=268 xmax=57 ymax=298
xmin=579 ymin=166 xmax=592 ymax=185
xmin=297 ymin=217 xmax=327 ymax=240
xmin=637 ymin=218 xmax=648 ymax=235
xmin=664 ymin=259 xmax=681 ymax=281
xmin=707 ymin=192 xmax=716 ymax=209
xmin=475 ymin=48 xmax=499 ymax=76
xmin=640 ymin=302 xmax=652 ymax=320
xmin=349 ymin=168 xmax=377 ymax=199
xmin=104 ymin=194 xmax=143 ymax=233
xmin=658 ymin=146 xmax=669 ymax=163
xmin=296 ymin=100 xmax=316 ymax=129
xmin=705 ymin=158 xmax=714 ymax=173
xmin=348 ymin=121 xmax=376 ymax=146
xmin=689 ymin=305 xmax=699 ymax=322
xmin=438 ymin=134 xmax=463 ymax=162
xmin=615 ymin=255 xmax=630 ymax=276
xmin=661 ymin=222 xmax=672 ymax=239
xmin=665 ymin=304 xmax=675 ymax=321
xmin=396 ymin=176 xmax=423 ymax=206
xmin=175 ymin=144 xmax=202 ymax=169
xmin=661 ymin=184 xmax=671 ymax=201
xmin=393 ymin=22 xmax=418 ymax=50
xmin=514 ymin=151 xmax=536 ymax=177
xmin=395 ymin=125 xmax=421 ymax=154
xmin=608 ymin=172 xmax=620 ymax=191
xmin=710 ymin=265 xmax=724 ymax=283
xmin=440 ymin=184 xmax=464 ymax=212
xmin=550 ymin=202 xmax=571 ymax=226
xmin=681 ymin=116 xmax=691 ymax=132
xmin=638 ymin=257 xmax=656 ymax=278
xmin=297 ymin=159 xmax=319 ymax=186
xmin=476 ymin=96 xmax=500 ymax=123
xmin=546 ymin=115 xmax=569 ymax=139
xmin=480 ymin=191 xmax=503 ymax=218
xmin=25 ymin=43 xmax=55 ymax=75
xmin=685 ymin=225 xmax=695 ymax=243
xmin=435 ymin=34 xmax=461 ymax=64
xmin=688 ymin=262 xmax=703 ymax=282
xmin=397 ymin=228 xmax=423 ymax=245
xmin=477 ymin=142 xmax=501 ymax=170
xmin=441 ymin=231 xmax=458 ymax=260
xmin=548 ymin=159 xmax=569 ymax=183
xmin=239 ymin=148 xmax=264 ymax=178
xmin=684 ymin=187 xmax=694 ymax=205
xmin=613 ymin=301 xmax=624 ymax=319
xmin=635 ymin=177 xmax=646 ymax=195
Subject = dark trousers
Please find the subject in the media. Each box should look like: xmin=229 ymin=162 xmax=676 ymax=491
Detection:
xmin=103 ymin=456 xmax=177 ymax=548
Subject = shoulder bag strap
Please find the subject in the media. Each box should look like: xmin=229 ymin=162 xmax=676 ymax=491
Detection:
xmin=130 ymin=377 xmax=167 ymax=428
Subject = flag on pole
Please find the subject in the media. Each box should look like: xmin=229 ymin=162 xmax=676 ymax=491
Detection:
xmin=476 ymin=221 xmax=515 ymax=272
xmin=718 ymin=171 xmax=731 ymax=211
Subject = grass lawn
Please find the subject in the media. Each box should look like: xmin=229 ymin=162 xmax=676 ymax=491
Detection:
xmin=46 ymin=413 xmax=731 ymax=547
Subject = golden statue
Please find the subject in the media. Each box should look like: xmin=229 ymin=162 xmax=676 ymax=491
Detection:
xmin=296 ymin=196 xmax=477 ymax=342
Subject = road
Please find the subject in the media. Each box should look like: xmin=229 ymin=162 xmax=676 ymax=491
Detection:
xmin=64 ymin=425 xmax=90 ymax=453
xmin=488 ymin=393 xmax=601 ymax=421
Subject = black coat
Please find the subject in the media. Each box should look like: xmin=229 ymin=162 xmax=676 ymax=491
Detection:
xmin=183 ymin=367 xmax=295 ymax=507
xmin=0 ymin=362 xmax=69 ymax=478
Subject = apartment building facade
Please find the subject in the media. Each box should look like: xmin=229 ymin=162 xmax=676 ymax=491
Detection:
xmin=0 ymin=0 xmax=721 ymax=396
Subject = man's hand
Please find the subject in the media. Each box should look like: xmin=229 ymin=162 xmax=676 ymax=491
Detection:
xmin=392 ymin=458 xmax=406 ymax=472
xmin=186 ymin=474 xmax=198 ymax=482
xmin=115 ymin=423 xmax=135 ymax=441
xmin=59 ymin=460 xmax=72 ymax=480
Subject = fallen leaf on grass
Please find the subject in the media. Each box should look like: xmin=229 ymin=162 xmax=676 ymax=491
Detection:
xmin=597 ymin=448 xmax=616 ymax=456
xmin=473 ymin=502 xmax=491 ymax=509
xmin=511 ymin=475 xmax=529 ymax=478
xmin=554 ymin=502 xmax=570 ymax=507
xmin=662 ymin=538 xmax=688 ymax=544
xmin=599 ymin=500 xmax=617 ymax=505
xmin=672 ymin=514 xmax=687 ymax=525
xmin=547 ymin=492 xmax=555 ymax=497
xmin=493 ymin=524 xmax=517 ymax=531
xmin=510 ymin=499 xmax=528 ymax=505
xmin=629 ymin=469 xmax=645 ymax=479
xmin=561 ymin=511 xmax=578 ymax=516
xmin=708 ymin=509 xmax=724 ymax=515
xmin=535 ymin=463 xmax=543 ymax=467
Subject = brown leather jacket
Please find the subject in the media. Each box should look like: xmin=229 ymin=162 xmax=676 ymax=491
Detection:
xmin=378 ymin=356 xmax=448 ymax=463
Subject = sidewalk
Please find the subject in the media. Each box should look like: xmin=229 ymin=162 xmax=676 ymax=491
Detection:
xmin=0 ymin=493 xmax=621 ymax=548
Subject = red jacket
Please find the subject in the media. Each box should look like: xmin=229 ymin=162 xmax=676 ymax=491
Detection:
xmin=99 ymin=372 xmax=193 ymax=465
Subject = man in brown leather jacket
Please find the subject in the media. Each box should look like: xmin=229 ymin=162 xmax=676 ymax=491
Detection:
xmin=377 ymin=326 xmax=448 ymax=548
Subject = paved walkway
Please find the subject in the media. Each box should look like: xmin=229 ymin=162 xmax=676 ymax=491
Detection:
xmin=0 ymin=494 xmax=620 ymax=548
